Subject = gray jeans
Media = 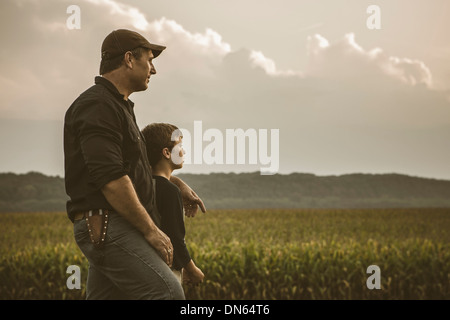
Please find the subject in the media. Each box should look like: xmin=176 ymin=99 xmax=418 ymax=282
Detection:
xmin=73 ymin=211 xmax=185 ymax=300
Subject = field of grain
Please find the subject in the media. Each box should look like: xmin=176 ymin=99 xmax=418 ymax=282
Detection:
xmin=0 ymin=208 xmax=449 ymax=299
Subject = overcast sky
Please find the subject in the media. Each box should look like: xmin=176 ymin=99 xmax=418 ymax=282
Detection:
xmin=1 ymin=0 xmax=450 ymax=179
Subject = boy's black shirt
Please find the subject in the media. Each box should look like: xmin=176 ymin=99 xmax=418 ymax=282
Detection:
xmin=153 ymin=175 xmax=191 ymax=270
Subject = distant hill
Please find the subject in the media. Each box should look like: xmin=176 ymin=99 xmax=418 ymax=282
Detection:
xmin=1 ymin=171 xmax=450 ymax=212
xmin=176 ymin=172 xmax=450 ymax=209
xmin=0 ymin=171 xmax=67 ymax=212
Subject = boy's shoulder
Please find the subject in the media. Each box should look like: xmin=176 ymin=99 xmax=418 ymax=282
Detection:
xmin=153 ymin=175 xmax=181 ymax=195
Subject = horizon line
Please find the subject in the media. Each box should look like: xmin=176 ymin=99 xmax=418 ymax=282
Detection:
xmin=1 ymin=169 xmax=449 ymax=182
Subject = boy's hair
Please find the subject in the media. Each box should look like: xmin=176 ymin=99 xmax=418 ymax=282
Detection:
xmin=141 ymin=123 xmax=181 ymax=167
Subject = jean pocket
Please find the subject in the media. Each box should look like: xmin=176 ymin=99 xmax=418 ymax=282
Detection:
xmin=74 ymin=219 xmax=105 ymax=265
xmin=74 ymin=219 xmax=90 ymax=242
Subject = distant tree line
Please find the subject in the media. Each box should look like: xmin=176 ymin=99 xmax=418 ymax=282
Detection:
xmin=176 ymin=172 xmax=450 ymax=209
xmin=0 ymin=172 xmax=67 ymax=212
xmin=1 ymin=171 xmax=450 ymax=213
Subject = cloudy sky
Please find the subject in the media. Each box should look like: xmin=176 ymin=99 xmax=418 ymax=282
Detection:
xmin=1 ymin=0 xmax=450 ymax=179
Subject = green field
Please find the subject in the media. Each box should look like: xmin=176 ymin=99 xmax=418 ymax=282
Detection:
xmin=1 ymin=208 xmax=449 ymax=299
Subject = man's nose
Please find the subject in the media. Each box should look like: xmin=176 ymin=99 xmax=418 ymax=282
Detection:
xmin=150 ymin=66 xmax=157 ymax=75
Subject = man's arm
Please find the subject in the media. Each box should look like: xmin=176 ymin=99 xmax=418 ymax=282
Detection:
xmin=169 ymin=175 xmax=206 ymax=217
xmin=101 ymin=175 xmax=173 ymax=267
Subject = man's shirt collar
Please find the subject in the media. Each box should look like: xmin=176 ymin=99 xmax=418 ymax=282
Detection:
xmin=94 ymin=76 xmax=135 ymax=109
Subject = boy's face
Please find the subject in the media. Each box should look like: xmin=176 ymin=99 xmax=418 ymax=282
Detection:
xmin=170 ymin=137 xmax=185 ymax=169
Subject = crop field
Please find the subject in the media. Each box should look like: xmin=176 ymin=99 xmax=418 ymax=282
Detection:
xmin=0 ymin=208 xmax=449 ymax=300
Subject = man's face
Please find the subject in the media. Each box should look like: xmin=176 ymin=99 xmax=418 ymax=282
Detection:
xmin=130 ymin=49 xmax=156 ymax=92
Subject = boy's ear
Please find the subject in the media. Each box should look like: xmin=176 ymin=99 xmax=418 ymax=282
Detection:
xmin=162 ymin=147 xmax=171 ymax=160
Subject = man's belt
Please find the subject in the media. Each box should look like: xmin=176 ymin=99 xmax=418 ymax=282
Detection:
xmin=74 ymin=209 xmax=107 ymax=221
xmin=75 ymin=209 xmax=109 ymax=248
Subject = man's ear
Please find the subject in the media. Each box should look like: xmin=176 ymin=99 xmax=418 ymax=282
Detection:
xmin=162 ymin=147 xmax=171 ymax=160
xmin=124 ymin=51 xmax=133 ymax=69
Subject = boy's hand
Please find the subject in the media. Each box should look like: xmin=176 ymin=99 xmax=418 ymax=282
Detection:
xmin=183 ymin=268 xmax=204 ymax=286
xmin=183 ymin=260 xmax=205 ymax=286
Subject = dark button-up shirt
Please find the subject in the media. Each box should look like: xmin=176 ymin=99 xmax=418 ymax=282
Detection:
xmin=64 ymin=76 xmax=154 ymax=222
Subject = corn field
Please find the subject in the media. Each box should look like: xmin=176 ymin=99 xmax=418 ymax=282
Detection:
xmin=1 ymin=208 xmax=449 ymax=299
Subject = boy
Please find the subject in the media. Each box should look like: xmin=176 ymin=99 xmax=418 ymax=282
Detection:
xmin=141 ymin=123 xmax=204 ymax=286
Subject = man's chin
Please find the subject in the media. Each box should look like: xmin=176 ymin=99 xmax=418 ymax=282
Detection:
xmin=135 ymin=83 xmax=149 ymax=92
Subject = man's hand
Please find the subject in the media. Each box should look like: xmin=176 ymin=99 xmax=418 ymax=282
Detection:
xmin=182 ymin=188 xmax=206 ymax=218
xmin=169 ymin=175 xmax=206 ymax=217
xmin=144 ymin=228 xmax=174 ymax=268
xmin=101 ymin=175 xmax=174 ymax=266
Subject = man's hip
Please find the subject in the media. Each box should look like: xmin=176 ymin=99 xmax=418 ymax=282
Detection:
xmin=73 ymin=211 xmax=185 ymax=299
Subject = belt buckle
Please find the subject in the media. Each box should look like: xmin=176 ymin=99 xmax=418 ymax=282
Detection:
xmin=88 ymin=209 xmax=103 ymax=217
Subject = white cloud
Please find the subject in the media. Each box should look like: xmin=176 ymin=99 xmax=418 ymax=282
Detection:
xmin=85 ymin=0 xmax=149 ymax=30
xmin=307 ymin=34 xmax=330 ymax=55
xmin=306 ymin=33 xmax=434 ymax=88
xmin=2 ymin=0 xmax=450 ymax=179
xmin=249 ymin=50 xmax=299 ymax=77
xmin=85 ymin=0 xmax=231 ymax=57
xmin=385 ymin=56 xmax=433 ymax=87
xmin=147 ymin=17 xmax=231 ymax=61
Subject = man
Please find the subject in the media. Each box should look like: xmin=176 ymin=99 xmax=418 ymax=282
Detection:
xmin=64 ymin=29 xmax=205 ymax=299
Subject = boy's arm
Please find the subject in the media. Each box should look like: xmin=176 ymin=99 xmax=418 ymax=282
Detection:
xmin=160 ymin=181 xmax=192 ymax=270
xmin=169 ymin=175 xmax=206 ymax=217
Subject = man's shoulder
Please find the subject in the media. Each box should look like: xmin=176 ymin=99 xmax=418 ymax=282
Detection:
xmin=65 ymin=83 xmax=120 ymax=119
xmin=71 ymin=82 xmax=110 ymax=106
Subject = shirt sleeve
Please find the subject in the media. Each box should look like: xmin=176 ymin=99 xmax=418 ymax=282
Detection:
xmin=159 ymin=182 xmax=191 ymax=270
xmin=72 ymin=98 xmax=127 ymax=190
